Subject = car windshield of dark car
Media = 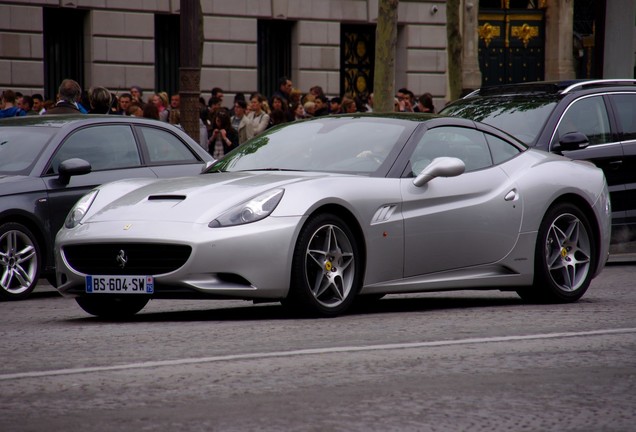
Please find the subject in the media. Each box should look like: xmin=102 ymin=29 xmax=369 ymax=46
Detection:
xmin=0 ymin=127 xmax=54 ymax=175
xmin=209 ymin=118 xmax=409 ymax=174
xmin=441 ymin=95 xmax=557 ymax=145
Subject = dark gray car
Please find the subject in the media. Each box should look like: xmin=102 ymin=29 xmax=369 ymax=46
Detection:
xmin=0 ymin=115 xmax=212 ymax=299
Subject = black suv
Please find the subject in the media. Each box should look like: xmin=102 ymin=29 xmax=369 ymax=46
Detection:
xmin=440 ymin=79 xmax=636 ymax=242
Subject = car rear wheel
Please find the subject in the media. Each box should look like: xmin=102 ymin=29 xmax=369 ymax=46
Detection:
xmin=285 ymin=213 xmax=361 ymax=317
xmin=518 ymin=203 xmax=596 ymax=303
xmin=75 ymin=296 xmax=149 ymax=318
xmin=0 ymin=222 xmax=41 ymax=300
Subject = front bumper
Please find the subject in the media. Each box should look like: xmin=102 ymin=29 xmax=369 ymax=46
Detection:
xmin=55 ymin=216 xmax=304 ymax=300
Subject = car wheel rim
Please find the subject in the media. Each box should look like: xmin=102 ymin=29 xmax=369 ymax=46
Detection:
xmin=544 ymin=213 xmax=591 ymax=292
xmin=0 ymin=229 xmax=38 ymax=295
xmin=305 ymin=224 xmax=355 ymax=308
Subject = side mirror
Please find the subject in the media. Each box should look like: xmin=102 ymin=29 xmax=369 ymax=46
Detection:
xmin=555 ymin=131 xmax=589 ymax=153
xmin=58 ymin=158 xmax=92 ymax=184
xmin=413 ymin=157 xmax=465 ymax=187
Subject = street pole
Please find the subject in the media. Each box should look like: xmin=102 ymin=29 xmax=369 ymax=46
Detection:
xmin=179 ymin=0 xmax=203 ymax=143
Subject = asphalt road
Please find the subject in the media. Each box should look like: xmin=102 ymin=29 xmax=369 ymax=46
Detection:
xmin=1 ymin=259 xmax=635 ymax=432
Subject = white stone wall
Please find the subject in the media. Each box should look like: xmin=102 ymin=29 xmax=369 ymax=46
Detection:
xmin=0 ymin=0 xmax=449 ymax=103
xmin=603 ymin=0 xmax=636 ymax=79
xmin=398 ymin=1 xmax=447 ymax=108
xmin=0 ymin=2 xmax=45 ymax=96
xmin=88 ymin=10 xmax=156 ymax=92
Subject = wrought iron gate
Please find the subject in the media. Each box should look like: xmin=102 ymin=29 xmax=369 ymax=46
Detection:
xmin=478 ymin=9 xmax=545 ymax=86
xmin=340 ymin=24 xmax=375 ymax=99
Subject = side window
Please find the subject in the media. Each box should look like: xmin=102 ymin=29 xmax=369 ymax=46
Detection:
xmin=139 ymin=126 xmax=199 ymax=164
xmin=610 ymin=94 xmax=636 ymax=141
xmin=557 ymin=96 xmax=611 ymax=145
xmin=409 ymin=126 xmax=492 ymax=176
xmin=485 ymin=133 xmax=521 ymax=164
xmin=49 ymin=125 xmax=140 ymax=174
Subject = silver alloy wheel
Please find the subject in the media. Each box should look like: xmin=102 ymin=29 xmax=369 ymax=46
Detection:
xmin=544 ymin=212 xmax=591 ymax=292
xmin=304 ymin=223 xmax=355 ymax=308
xmin=0 ymin=228 xmax=39 ymax=296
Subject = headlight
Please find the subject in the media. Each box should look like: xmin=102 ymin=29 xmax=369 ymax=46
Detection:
xmin=64 ymin=190 xmax=98 ymax=229
xmin=209 ymin=189 xmax=284 ymax=228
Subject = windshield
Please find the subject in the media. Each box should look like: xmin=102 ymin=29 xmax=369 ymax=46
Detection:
xmin=208 ymin=117 xmax=410 ymax=174
xmin=0 ymin=127 xmax=55 ymax=175
xmin=441 ymin=95 xmax=557 ymax=145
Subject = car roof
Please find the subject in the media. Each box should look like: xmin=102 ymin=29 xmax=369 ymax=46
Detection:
xmin=465 ymin=79 xmax=636 ymax=98
xmin=292 ymin=112 xmax=487 ymax=133
xmin=0 ymin=114 xmax=173 ymax=128
xmin=323 ymin=112 xmax=441 ymax=122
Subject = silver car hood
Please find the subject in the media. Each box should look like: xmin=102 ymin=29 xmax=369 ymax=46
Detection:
xmin=86 ymin=171 xmax=336 ymax=224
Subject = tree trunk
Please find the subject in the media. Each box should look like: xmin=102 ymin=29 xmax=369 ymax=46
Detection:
xmin=446 ymin=0 xmax=463 ymax=102
xmin=179 ymin=0 xmax=203 ymax=143
xmin=373 ymin=0 xmax=399 ymax=113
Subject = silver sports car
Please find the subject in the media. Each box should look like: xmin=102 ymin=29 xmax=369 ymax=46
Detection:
xmin=55 ymin=114 xmax=611 ymax=318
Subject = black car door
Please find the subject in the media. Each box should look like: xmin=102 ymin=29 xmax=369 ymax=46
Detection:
xmin=43 ymin=124 xmax=155 ymax=242
xmin=607 ymin=93 xmax=636 ymax=230
xmin=552 ymin=95 xmax=625 ymax=225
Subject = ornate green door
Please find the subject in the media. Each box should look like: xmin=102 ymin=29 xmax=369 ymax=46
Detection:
xmin=478 ymin=9 xmax=545 ymax=86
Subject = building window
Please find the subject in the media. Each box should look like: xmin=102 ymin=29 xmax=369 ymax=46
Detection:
xmin=155 ymin=14 xmax=180 ymax=97
xmin=257 ymin=20 xmax=293 ymax=98
xmin=43 ymin=7 xmax=87 ymax=101
xmin=341 ymin=24 xmax=375 ymax=100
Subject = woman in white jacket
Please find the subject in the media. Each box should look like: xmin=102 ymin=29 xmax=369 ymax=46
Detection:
xmin=246 ymin=93 xmax=270 ymax=137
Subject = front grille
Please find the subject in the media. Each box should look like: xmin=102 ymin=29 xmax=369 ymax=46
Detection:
xmin=63 ymin=243 xmax=192 ymax=275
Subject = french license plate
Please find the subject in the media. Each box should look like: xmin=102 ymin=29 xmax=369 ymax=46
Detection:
xmin=86 ymin=275 xmax=154 ymax=294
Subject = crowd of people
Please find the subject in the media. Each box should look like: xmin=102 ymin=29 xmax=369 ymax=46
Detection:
xmin=1 ymin=76 xmax=436 ymax=159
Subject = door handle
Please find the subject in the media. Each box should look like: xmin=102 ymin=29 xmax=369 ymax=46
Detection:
xmin=504 ymin=189 xmax=518 ymax=201
xmin=608 ymin=160 xmax=623 ymax=169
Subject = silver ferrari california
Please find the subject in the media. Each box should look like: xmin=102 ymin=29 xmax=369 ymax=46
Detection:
xmin=55 ymin=114 xmax=611 ymax=318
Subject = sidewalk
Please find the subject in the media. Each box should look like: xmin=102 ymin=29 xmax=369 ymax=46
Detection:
xmin=609 ymin=241 xmax=636 ymax=263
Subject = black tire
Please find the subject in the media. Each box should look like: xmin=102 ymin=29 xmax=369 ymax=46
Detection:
xmin=75 ymin=296 xmax=149 ymax=318
xmin=518 ymin=203 xmax=596 ymax=303
xmin=0 ymin=222 xmax=41 ymax=300
xmin=284 ymin=213 xmax=362 ymax=317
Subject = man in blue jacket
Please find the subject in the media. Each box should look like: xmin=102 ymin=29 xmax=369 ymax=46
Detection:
xmin=0 ymin=90 xmax=27 ymax=118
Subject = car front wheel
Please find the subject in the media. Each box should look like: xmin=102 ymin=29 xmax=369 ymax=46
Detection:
xmin=0 ymin=222 xmax=41 ymax=300
xmin=518 ymin=203 xmax=596 ymax=303
xmin=75 ymin=296 xmax=149 ymax=318
xmin=286 ymin=213 xmax=362 ymax=317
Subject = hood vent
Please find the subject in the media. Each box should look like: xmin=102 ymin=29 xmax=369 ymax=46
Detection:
xmin=147 ymin=195 xmax=186 ymax=201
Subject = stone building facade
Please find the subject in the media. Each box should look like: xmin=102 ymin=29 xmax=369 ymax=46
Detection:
xmin=0 ymin=0 xmax=634 ymax=108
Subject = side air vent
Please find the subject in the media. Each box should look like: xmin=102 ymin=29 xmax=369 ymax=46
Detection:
xmin=371 ymin=205 xmax=397 ymax=224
